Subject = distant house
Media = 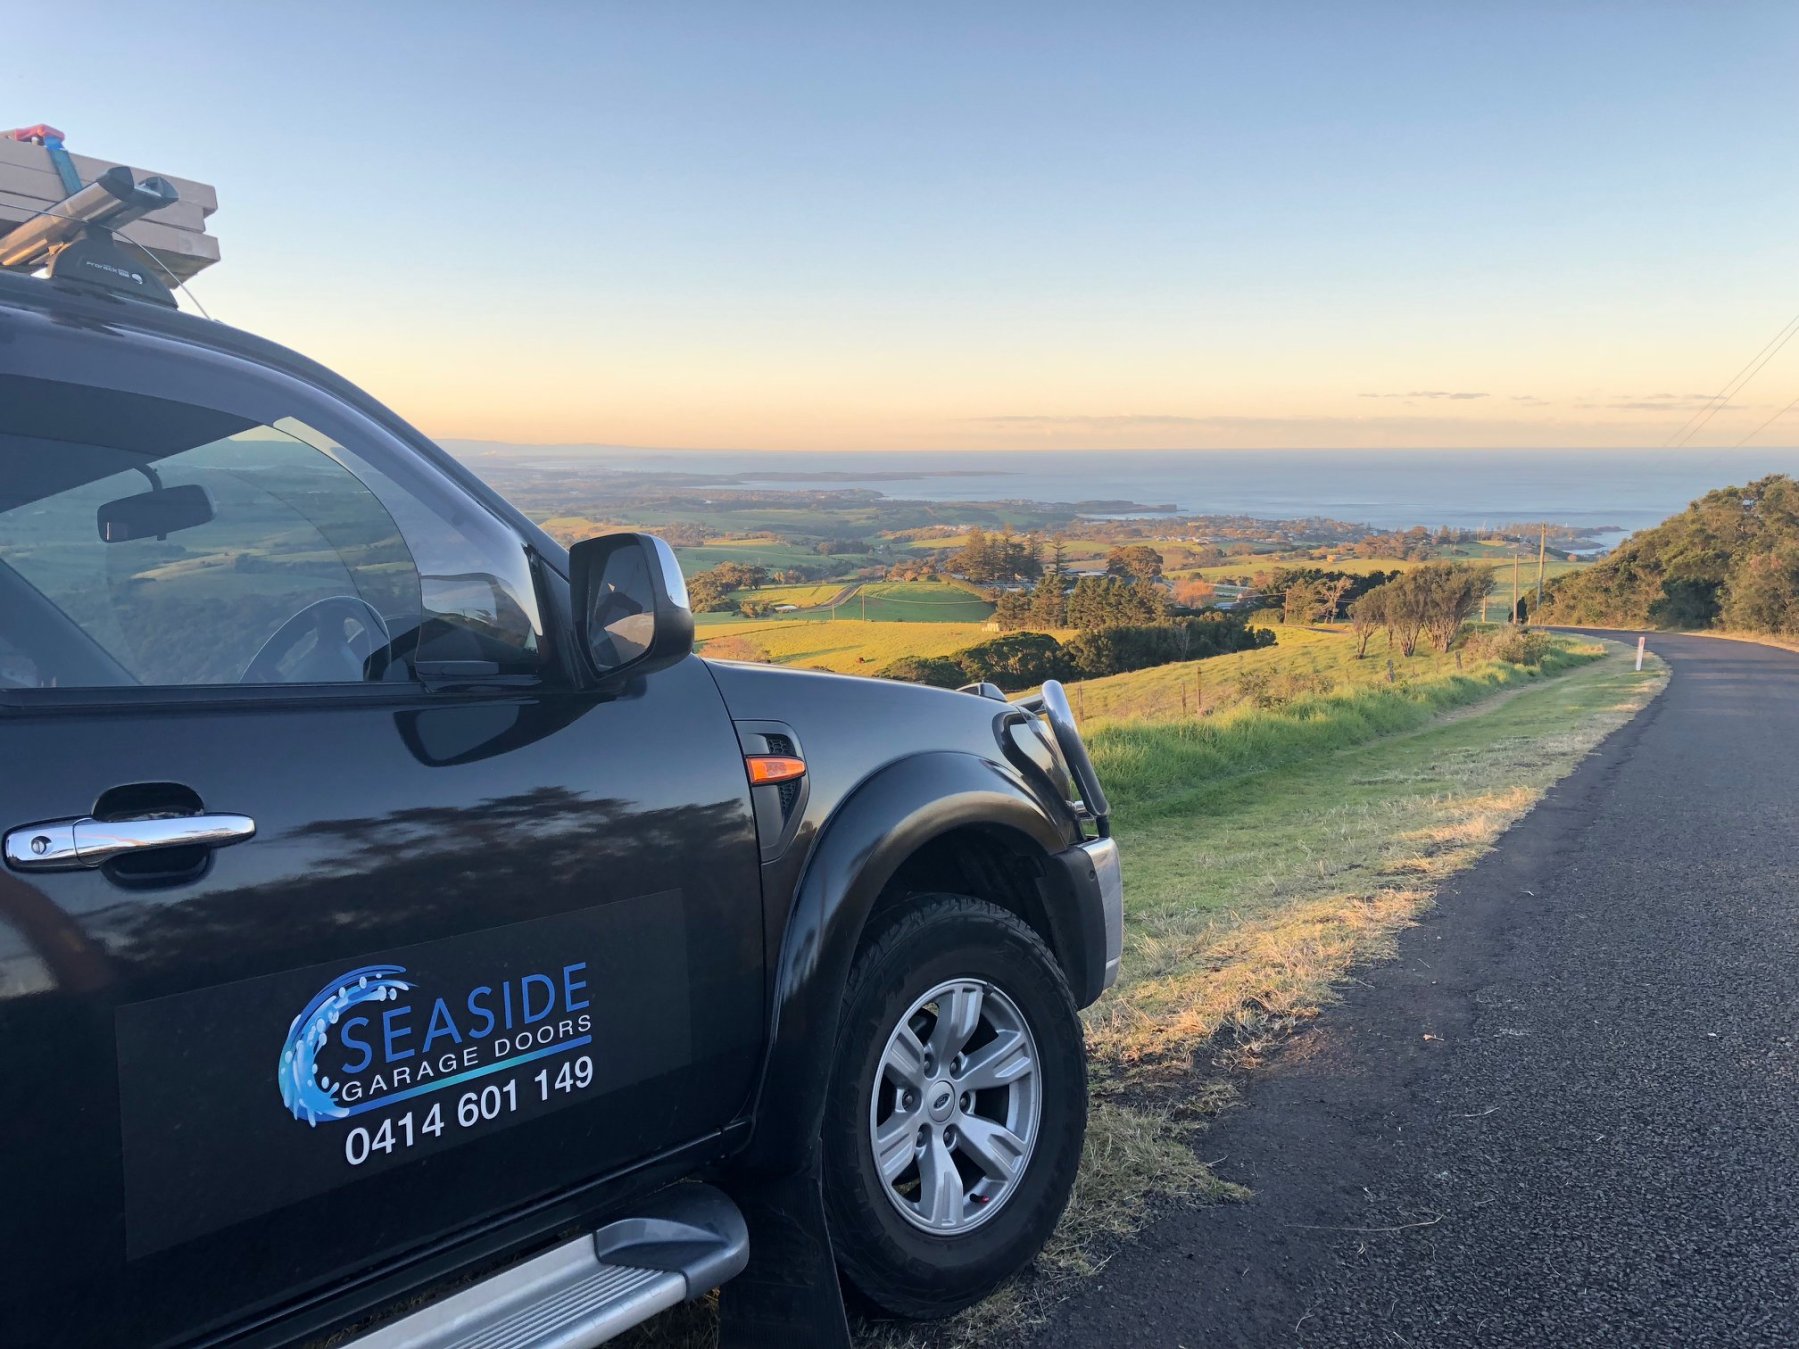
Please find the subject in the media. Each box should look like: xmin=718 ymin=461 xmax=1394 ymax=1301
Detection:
xmin=774 ymin=604 xmax=799 ymax=612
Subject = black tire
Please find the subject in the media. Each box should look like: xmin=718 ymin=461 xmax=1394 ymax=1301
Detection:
xmin=823 ymin=893 xmax=1088 ymax=1320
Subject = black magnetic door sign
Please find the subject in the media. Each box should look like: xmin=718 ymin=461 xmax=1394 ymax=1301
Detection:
xmin=114 ymin=895 xmax=689 ymax=1257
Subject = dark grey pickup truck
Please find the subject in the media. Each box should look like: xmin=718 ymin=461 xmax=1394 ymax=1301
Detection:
xmin=0 ymin=226 xmax=1120 ymax=1349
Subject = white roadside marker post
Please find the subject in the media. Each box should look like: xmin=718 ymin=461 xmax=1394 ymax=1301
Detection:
xmin=1636 ymin=635 xmax=1646 ymax=671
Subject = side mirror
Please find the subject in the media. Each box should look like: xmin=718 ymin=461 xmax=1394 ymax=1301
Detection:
xmin=568 ymin=532 xmax=694 ymax=681
xmin=97 ymin=483 xmax=214 ymax=542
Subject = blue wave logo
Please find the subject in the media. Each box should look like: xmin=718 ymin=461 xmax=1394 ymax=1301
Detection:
xmin=277 ymin=965 xmax=412 ymax=1126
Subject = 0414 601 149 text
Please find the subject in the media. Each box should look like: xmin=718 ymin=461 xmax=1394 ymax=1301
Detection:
xmin=341 ymin=1053 xmax=597 ymax=1166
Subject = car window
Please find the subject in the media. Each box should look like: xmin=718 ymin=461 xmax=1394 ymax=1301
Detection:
xmin=0 ymin=375 xmax=544 ymax=690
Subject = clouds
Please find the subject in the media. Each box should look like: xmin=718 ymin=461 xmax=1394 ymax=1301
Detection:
xmin=969 ymin=414 xmax=1221 ymax=428
xmin=1359 ymin=391 xmax=1489 ymax=401
xmin=1574 ymin=393 xmax=1722 ymax=411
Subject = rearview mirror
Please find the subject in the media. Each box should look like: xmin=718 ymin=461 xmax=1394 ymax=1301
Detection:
xmin=97 ymin=483 xmax=214 ymax=543
xmin=568 ymin=532 xmax=694 ymax=681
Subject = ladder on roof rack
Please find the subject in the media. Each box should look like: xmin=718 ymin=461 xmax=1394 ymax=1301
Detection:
xmin=0 ymin=125 xmax=220 ymax=308
xmin=0 ymin=164 xmax=182 ymax=307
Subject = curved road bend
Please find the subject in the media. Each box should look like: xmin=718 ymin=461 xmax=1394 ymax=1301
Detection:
xmin=1030 ymin=632 xmax=1799 ymax=1348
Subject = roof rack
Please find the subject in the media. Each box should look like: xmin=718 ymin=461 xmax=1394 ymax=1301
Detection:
xmin=0 ymin=125 xmax=219 ymax=308
xmin=0 ymin=165 xmax=182 ymax=306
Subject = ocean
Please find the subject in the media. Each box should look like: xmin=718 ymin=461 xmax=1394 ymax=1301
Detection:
xmin=592 ymin=446 xmax=1799 ymax=540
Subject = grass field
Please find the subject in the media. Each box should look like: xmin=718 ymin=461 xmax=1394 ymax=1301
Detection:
xmin=722 ymin=582 xmax=848 ymax=609
xmin=855 ymin=581 xmax=994 ymax=622
xmin=1048 ymin=620 xmax=1437 ymax=723
xmin=697 ymin=581 xmax=994 ymax=637
xmin=673 ymin=537 xmax=877 ymax=571
xmin=694 ymin=617 xmax=1003 ymax=671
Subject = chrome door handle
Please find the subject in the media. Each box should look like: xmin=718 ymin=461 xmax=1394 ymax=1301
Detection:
xmin=3 ymin=814 xmax=256 ymax=871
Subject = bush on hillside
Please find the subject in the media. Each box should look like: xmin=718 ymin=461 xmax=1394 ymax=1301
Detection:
xmin=875 ymin=655 xmax=970 ymax=688
xmin=954 ymin=633 xmax=1073 ymax=691
xmin=1461 ymin=627 xmax=1553 ymax=666
xmin=1234 ymin=665 xmax=1333 ymax=711
xmin=1062 ymin=613 xmax=1272 ymax=679
xmin=1541 ymin=474 xmax=1799 ymax=635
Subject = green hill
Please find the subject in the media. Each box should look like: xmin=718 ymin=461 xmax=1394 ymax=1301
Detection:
xmin=1543 ymin=474 xmax=1799 ymax=634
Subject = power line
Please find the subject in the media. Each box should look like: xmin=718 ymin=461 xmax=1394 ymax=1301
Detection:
xmin=1731 ymin=388 xmax=1799 ymax=449
xmin=1665 ymin=309 xmax=1799 ymax=448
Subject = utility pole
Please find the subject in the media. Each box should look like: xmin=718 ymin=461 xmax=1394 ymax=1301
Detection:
xmin=861 ymin=587 xmax=867 ymax=623
xmin=1536 ymin=522 xmax=1547 ymax=619
xmin=1511 ymin=548 xmax=1520 ymax=625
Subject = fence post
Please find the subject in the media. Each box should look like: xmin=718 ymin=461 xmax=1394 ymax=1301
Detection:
xmin=1386 ymin=658 xmax=1396 ymax=684
xmin=1635 ymin=635 xmax=1646 ymax=671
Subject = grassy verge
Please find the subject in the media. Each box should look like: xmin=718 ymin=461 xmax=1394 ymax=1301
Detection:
xmin=891 ymin=637 xmax=1665 ymax=1345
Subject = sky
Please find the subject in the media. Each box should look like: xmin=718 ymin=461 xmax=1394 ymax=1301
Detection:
xmin=8 ymin=2 xmax=1799 ymax=452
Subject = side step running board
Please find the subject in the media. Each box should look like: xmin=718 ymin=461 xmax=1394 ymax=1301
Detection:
xmin=347 ymin=1184 xmax=749 ymax=1349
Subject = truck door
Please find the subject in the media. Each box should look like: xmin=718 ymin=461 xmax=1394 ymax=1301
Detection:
xmin=0 ymin=327 xmax=764 ymax=1348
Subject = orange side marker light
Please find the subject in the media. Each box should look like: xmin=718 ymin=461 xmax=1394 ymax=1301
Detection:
xmin=746 ymin=754 xmax=807 ymax=786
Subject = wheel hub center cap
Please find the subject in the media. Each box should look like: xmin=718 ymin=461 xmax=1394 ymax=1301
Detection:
xmin=927 ymin=1079 xmax=957 ymax=1122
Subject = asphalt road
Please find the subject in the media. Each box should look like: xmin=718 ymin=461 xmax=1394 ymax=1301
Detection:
xmin=1029 ymin=632 xmax=1799 ymax=1348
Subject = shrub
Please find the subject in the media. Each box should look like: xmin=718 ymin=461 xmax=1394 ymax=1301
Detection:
xmin=1063 ymin=614 xmax=1272 ymax=679
xmin=954 ymin=632 xmax=1073 ymax=691
xmin=875 ymin=655 xmax=970 ymax=688
xmin=1232 ymin=666 xmax=1333 ymax=710
xmin=1462 ymin=627 xmax=1553 ymax=666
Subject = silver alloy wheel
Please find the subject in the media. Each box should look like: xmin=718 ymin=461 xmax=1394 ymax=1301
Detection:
xmin=868 ymin=977 xmax=1042 ymax=1234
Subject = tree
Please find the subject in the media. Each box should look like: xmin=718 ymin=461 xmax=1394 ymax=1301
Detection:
xmin=1416 ymin=562 xmax=1494 ymax=652
xmin=1060 ymin=613 xmax=1271 ymax=679
xmin=1542 ymin=474 xmax=1799 ymax=633
xmin=951 ymin=526 xmax=1040 ymax=585
xmin=1064 ymin=576 xmax=1112 ymax=630
xmin=1354 ymin=562 xmax=1491 ymax=656
xmin=1064 ymin=575 xmax=1165 ymax=630
xmin=993 ymin=590 xmax=1033 ymax=631
xmin=1721 ymin=548 xmax=1799 ymax=635
xmin=953 ymin=527 xmax=992 ymax=583
xmin=1171 ymin=577 xmax=1217 ymax=609
xmin=1028 ymin=558 xmax=1067 ymax=629
xmin=1384 ymin=573 xmax=1430 ymax=657
xmin=1348 ymin=587 xmax=1386 ymax=658
xmin=876 ymin=655 xmax=969 ymax=688
xmin=953 ymin=633 xmax=1073 ymax=691
xmin=1283 ymin=580 xmax=1325 ymax=626
xmin=1106 ymin=544 xmax=1165 ymax=585
xmin=1321 ymin=574 xmax=1357 ymax=621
